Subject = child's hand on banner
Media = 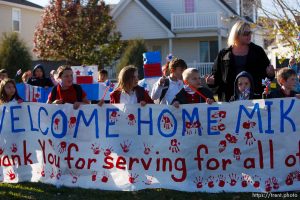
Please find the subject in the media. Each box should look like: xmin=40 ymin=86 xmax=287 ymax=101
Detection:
xmin=172 ymin=101 xmax=180 ymax=108
xmin=97 ymin=99 xmax=105 ymax=107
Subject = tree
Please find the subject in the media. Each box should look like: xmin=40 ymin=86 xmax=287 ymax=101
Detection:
xmin=254 ymin=0 xmax=300 ymax=60
xmin=117 ymin=39 xmax=147 ymax=79
xmin=33 ymin=0 xmax=123 ymax=68
xmin=0 ymin=32 xmax=31 ymax=80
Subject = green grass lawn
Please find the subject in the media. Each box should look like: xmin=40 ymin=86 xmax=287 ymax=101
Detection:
xmin=0 ymin=182 xmax=299 ymax=200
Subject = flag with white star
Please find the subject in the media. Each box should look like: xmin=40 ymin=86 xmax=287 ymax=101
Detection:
xmin=71 ymin=65 xmax=98 ymax=84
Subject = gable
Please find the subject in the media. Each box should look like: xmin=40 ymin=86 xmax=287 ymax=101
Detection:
xmin=114 ymin=0 xmax=173 ymax=40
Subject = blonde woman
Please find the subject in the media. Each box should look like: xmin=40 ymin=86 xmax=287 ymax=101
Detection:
xmin=206 ymin=20 xmax=275 ymax=101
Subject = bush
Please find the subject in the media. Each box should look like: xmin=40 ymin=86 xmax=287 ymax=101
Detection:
xmin=118 ymin=39 xmax=147 ymax=79
xmin=0 ymin=32 xmax=32 ymax=81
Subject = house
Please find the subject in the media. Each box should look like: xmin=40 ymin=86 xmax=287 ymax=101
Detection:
xmin=112 ymin=0 xmax=261 ymax=76
xmin=0 ymin=0 xmax=43 ymax=60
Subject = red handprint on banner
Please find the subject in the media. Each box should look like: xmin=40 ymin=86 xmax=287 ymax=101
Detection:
xmin=68 ymin=116 xmax=77 ymax=128
xmin=265 ymin=178 xmax=272 ymax=192
xmin=233 ymin=148 xmax=241 ymax=160
xmin=193 ymin=176 xmax=204 ymax=189
xmin=218 ymin=140 xmax=227 ymax=153
xmin=212 ymin=123 xmax=226 ymax=131
xmin=103 ymin=146 xmax=113 ymax=157
xmin=120 ymin=140 xmax=132 ymax=153
xmin=217 ymin=175 xmax=226 ymax=187
xmin=91 ymin=143 xmax=100 ymax=155
xmin=40 ymin=166 xmax=45 ymax=177
xmin=6 ymin=170 xmax=16 ymax=181
xmin=101 ymin=171 xmax=109 ymax=183
xmin=228 ymin=173 xmax=238 ymax=186
xmin=110 ymin=111 xmax=120 ymax=123
xmin=225 ymin=133 xmax=238 ymax=144
xmin=242 ymin=120 xmax=256 ymax=129
xmin=143 ymin=143 xmax=153 ymax=155
xmin=252 ymin=175 xmax=261 ymax=188
xmin=285 ymin=174 xmax=294 ymax=186
xmin=211 ymin=111 xmax=226 ymax=119
xmin=162 ymin=115 xmax=173 ymax=129
xmin=244 ymin=131 xmax=256 ymax=146
xmin=185 ymin=122 xmax=193 ymax=135
xmin=58 ymin=141 xmax=67 ymax=154
xmin=169 ymin=139 xmax=180 ymax=153
xmin=54 ymin=118 xmax=60 ymax=130
xmin=56 ymin=169 xmax=61 ymax=180
xmin=91 ymin=171 xmax=97 ymax=182
xmin=271 ymin=177 xmax=279 ymax=190
xmin=129 ymin=173 xmax=139 ymax=184
xmin=10 ymin=144 xmax=17 ymax=153
xmin=70 ymin=172 xmax=79 ymax=184
xmin=127 ymin=114 xmax=136 ymax=126
xmin=206 ymin=176 xmax=215 ymax=188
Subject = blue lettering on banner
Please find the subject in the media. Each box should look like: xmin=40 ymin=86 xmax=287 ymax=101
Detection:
xmin=138 ymin=108 xmax=153 ymax=135
xmin=10 ymin=106 xmax=25 ymax=133
xmin=0 ymin=106 xmax=6 ymax=134
xmin=51 ymin=110 xmax=67 ymax=138
xmin=157 ymin=109 xmax=177 ymax=137
xmin=106 ymin=108 xmax=119 ymax=138
xmin=38 ymin=106 xmax=49 ymax=135
xmin=207 ymin=107 xmax=220 ymax=135
xmin=73 ymin=109 xmax=99 ymax=138
xmin=27 ymin=105 xmax=38 ymax=132
xmin=182 ymin=108 xmax=201 ymax=136
xmin=265 ymin=101 xmax=274 ymax=134
xmin=280 ymin=99 xmax=296 ymax=132
xmin=235 ymin=103 xmax=263 ymax=133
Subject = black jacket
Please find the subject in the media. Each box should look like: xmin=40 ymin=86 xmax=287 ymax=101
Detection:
xmin=268 ymin=89 xmax=298 ymax=99
xmin=231 ymin=71 xmax=258 ymax=101
xmin=172 ymin=87 xmax=215 ymax=104
xmin=209 ymin=42 xmax=272 ymax=101
xmin=27 ymin=64 xmax=54 ymax=88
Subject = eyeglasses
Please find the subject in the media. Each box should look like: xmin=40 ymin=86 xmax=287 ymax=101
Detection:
xmin=242 ymin=31 xmax=252 ymax=36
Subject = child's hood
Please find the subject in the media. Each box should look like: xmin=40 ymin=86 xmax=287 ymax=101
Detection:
xmin=32 ymin=64 xmax=46 ymax=79
xmin=234 ymin=71 xmax=255 ymax=98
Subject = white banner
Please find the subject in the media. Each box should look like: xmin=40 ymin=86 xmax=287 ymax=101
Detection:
xmin=0 ymin=98 xmax=300 ymax=192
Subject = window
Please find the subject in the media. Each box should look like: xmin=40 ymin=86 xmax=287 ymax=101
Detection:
xmin=12 ymin=8 xmax=21 ymax=32
xmin=199 ymin=41 xmax=218 ymax=62
xmin=184 ymin=0 xmax=195 ymax=13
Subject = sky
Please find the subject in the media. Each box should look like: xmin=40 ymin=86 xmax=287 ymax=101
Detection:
xmin=27 ymin=0 xmax=120 ymax=7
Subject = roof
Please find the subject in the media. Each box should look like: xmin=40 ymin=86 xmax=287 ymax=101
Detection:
xmin=219 ymin=0 xmax=238 ymax=15
xmin=1 ymin=0 xmax=43 ymax=9
xmin=139 ymin=0 xmax=171 ymax=30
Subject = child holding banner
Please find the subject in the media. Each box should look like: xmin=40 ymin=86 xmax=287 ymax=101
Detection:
xmin=151 ymin=58 xmax=187 ymax=104
xmin=27 ymin=64 xmax=53 ymax=88
xmin=230 ymin=71 xmax=258 ymax=101
xmin=0 ymin=78 xmax=23 ymax=104
xmin=172 ymin=68 xmax=214 ymax=108
xmin=47 ymin=66 xmax=90 ymax=109
xmin=268 ymin=67 xmax=300 ymax=99
xmin=110 ymin=65 xmax=153 ymax=106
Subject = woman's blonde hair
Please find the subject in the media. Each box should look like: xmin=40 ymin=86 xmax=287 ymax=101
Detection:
xmin=227 ymin=20 xmax=251 ymax=47
xmin=0 ymin=78 xmax=18 ymax=104
xmin=117 ymin=65 xmax=137 ymax=92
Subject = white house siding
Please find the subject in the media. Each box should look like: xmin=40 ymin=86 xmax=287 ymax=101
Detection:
xmin=148 ymin=0 xmax=229 ymax=19
xmin=114 ymin=1 xmax=169 ymax=40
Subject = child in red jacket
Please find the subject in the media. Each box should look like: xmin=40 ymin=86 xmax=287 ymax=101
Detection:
xmin=110 ymin=65 xmax=153 ymax=106
xmin=47 ymin=65 xmax=90 ymax=109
